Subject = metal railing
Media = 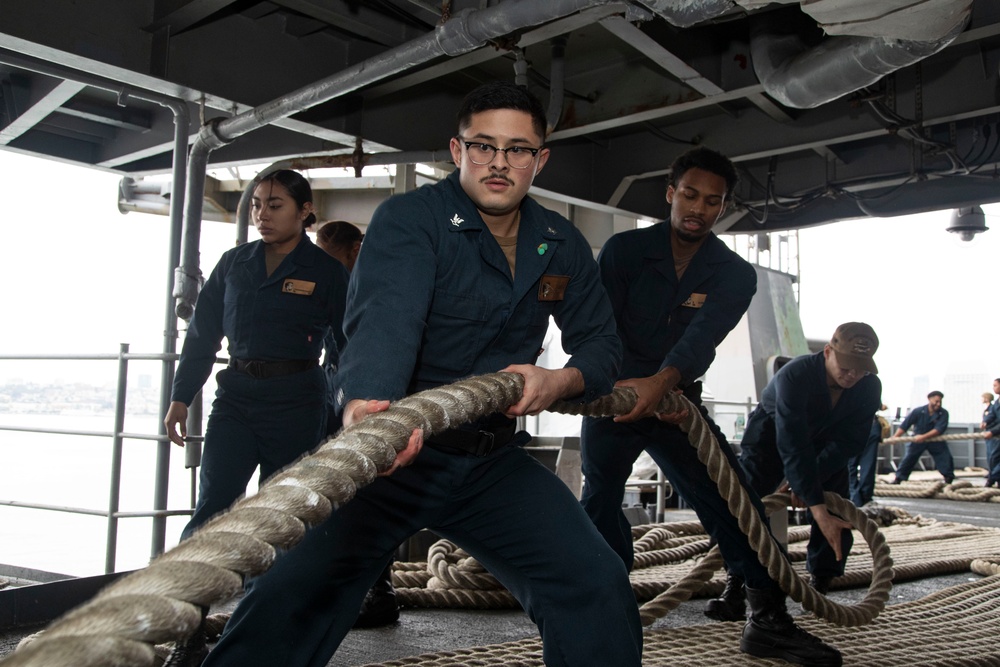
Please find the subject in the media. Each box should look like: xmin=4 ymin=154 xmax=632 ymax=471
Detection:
xmin=703 ymin=396 xmax=757 ymax=445
xmin=0 ymin=345 xmax=200 ymax=574
xmin=0 ymin=350 xmax=781 ymax=573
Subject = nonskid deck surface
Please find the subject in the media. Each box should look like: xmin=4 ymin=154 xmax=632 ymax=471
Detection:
xmin=347 ymin=574 xmax=1000 ymax=667
xmin=1 ymin=494 xmax=998 ymax=666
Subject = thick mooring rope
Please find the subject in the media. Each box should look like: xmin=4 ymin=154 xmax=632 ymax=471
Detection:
xmin=0 ymin=372 xmax=892 ymax=666
xmin=875 ymin=478 xmax=1000 ymax=502
xmin=390 ymin=508 xmax=1000 ymax=611
xmin=2 ymin=373 xmax=521 ymax=667
xmin=551 ymin=389 xmax=893 ymax=627
xmin=355 ymin=574 xmax=1000 ymax=667
xmin=881 ymin=432 xmax=991 ymax=446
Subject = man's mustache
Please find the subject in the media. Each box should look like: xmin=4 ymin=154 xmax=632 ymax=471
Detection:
xmin=480 ymin=174 xmax=514 ymax=185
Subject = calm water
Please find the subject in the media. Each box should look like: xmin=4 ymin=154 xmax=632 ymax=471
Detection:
xmin=0 ymin=412 xmax=250 ymax=577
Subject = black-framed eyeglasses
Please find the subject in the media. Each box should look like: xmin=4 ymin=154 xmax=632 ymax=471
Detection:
xmin=457 ymin=137 xmax=542 ymax=169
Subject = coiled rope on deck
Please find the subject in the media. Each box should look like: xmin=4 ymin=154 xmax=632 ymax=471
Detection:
xmin=0 ymin=372 xmax=892 ymax=666
xmin=875 ymin=432 xmax=999 ymax=502
xmin=875 ymin=478 xmax=1000 ymax=502
xmin=881 ymin=432 xmax=991 ymax=446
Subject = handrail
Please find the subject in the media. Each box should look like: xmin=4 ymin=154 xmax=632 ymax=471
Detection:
xmin=0 ymin=345 xmax=201 ymax=574
xmin=0 ymin=500 xmax=192 ymax=520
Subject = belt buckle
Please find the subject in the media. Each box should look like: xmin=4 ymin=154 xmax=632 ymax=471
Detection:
xmin=474 ymin=430 xmax=495 ymax=457
xmin=245 ymin=360 xmax=264 ymax=378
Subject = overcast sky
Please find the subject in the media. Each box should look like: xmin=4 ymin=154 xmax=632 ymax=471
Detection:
xmin=1 ymin=149 xmax=997 ymax=420
xmin=796 ymin=206 xmax=999 ymax=421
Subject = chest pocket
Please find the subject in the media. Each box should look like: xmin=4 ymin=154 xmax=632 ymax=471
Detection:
xmin=420 ymin=289 xmax=489 ymax=375
xmin=670 ymin=301 xmax=701 ymax=327
xmin=273 ymin=287 xmax=324 ymax=315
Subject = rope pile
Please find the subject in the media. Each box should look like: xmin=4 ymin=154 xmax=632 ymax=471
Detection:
xmin=388 ymin=506 xmax=1000 ymax=613
xmin=356 ymin=574 xmax=1000 ymax=667
xmin=875 ymin=479 xmax=1000 ymax=502
xmin=552 ymin=390 xmax=892 ymax=627
xmin=881 ymin=432 xmax=991 ymax=446
xmin=1 ymin=372 xmax=892 ymax=666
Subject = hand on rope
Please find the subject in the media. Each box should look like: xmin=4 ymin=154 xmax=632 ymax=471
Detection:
xmin=611 ymin=367 xmax=689 ymax=424
xmin=343 ymin=398 xmax=423 ymax=476
xmin=499 ymin=364 xmax=583 ymax=417
xmin=776 ymin=482 xmax=851 ymax=561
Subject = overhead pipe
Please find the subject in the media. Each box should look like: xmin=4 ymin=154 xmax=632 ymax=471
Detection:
xmin=638 ymin=0 xmax=737 ymax=28
xmin=174 ymin=0 xmax=631 ymax=318
xmin=233 ymin=150 xmax=454 ymax=240
xmin=749 ymin=8 xmax=970 ymax=109
xmin=513 ymin=48 xmax=529 ymax=87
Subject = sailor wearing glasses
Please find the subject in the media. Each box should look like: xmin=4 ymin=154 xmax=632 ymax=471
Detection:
xmin=203 ymin=81 xmax=641 ymax=667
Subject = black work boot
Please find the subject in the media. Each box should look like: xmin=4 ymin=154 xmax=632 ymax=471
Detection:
xmin=704 ymin=572 xmax=746 ymax=621
xmin=353 ymin=563 xmax=400 ymax=628
xmin=741 ymin=586 xmax=843 ymax=667
xmin=810 ymin=574 xmax=833 ymax=595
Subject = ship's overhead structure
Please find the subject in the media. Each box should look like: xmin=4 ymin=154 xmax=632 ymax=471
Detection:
xmin=0 ymin=0 xmax=998 ymax=231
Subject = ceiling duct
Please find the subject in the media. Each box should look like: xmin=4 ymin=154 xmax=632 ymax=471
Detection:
xmin=638 ymin=0 xmax=739 ymax=28
xmin=748 ymin=1 xmax=972 ymax=109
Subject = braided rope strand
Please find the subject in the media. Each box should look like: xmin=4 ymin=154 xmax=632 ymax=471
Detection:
xmin=552 ymin=387 xmax=894 ymax=627
xmin=1 ymin=372 xmax=892 ymax=665
xmin=1 ymin=373 xmax=524 ymax=667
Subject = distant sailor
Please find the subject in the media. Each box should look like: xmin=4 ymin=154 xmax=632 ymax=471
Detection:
xmin=982 ymin=379 xmax=1000 ymax=487
xmin=889 ymin=390 xmax=954 ymax=485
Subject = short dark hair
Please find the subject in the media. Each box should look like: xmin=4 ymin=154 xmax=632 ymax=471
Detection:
xmin=317 ymin=220 xmax=363 ymax=250
xmin=928 ymin=390 xmax=944 ymax=399
xmin=669 ymin=147 xmax=739 ymax=200
xmin=257 ymin=169 xmax=316 ymax=229
xmin=456 ymin=81 xmax=547 ymax=141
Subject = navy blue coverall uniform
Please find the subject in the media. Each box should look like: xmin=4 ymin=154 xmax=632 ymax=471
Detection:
xmin=322 ymin=328 xmax=342 ymax=435
xmin=579 ymin=224 xmax=784 ymax=591
xmin=738 ymin=352 xmax=881 ymax=580
xmin=982 ymin=399 xmax=1000 ymax=485
xmin=893 ymin=404 xmax=953 ymax=482
xmin=848 ymin=417 xmax=883 ymax=506
xmin=171 ymin=234 xmax=348 ymax=539
xmin=203 ymin=170 xmax=643 ymax=667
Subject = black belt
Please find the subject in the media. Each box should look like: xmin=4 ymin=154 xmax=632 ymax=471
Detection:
xmin=228 ymin=358 xmax=317 ymax=379
xmin=427 ymin=421 xmax=517 ymax=457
